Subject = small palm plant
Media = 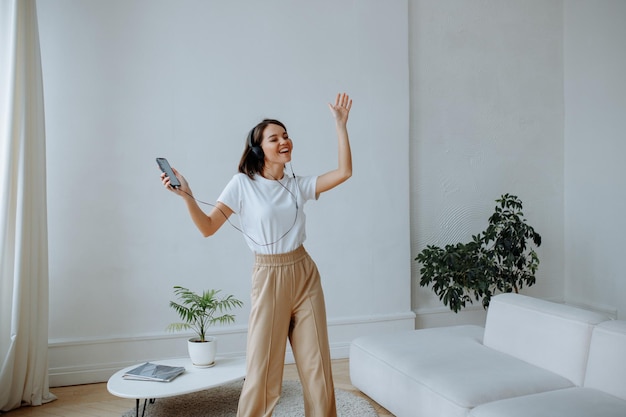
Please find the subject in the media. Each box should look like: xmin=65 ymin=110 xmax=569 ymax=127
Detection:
xmin=167 ymin=286 xmax=243 ymax=342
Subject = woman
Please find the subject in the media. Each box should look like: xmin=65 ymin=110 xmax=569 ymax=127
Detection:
xmin=161 ymin=93 xmax=352 ymax=417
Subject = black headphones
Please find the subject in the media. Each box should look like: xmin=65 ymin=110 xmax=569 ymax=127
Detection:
xmin=247 ymin=127 xmax=264 ymax=160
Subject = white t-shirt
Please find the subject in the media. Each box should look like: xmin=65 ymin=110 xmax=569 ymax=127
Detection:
xmin=217 ymin=173 xmax=318 ymax=254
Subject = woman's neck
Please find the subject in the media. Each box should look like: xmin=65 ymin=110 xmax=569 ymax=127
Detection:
xmin=262 ymin=164 xmax=285 ymax=180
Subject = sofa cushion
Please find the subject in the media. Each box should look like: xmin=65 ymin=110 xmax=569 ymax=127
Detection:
xmin=468 ymin=387 xmax=626 ymax=417
xmin=350 ymin=325 xmax=574 ymax=417
xmin=584 ymin=320 xmax=626 ymax=401
xmin=483 ymin=294 xmax=609 ymax=385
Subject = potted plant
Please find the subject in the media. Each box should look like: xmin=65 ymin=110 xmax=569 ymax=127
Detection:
xmin=416 ymin=194 xmax=542 ymax=313
xmin=167 ymin=286 xmax=243 ymax=367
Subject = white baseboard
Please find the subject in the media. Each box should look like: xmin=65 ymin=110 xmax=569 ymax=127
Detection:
xmin=412 ymin=297 xmax=619 ymax=329
xmin=48 ymin=331 xmax=243 ymax=387
xmin=48 ymin=311 xmax=415 ymax=387
xmin=413 ymin=304 xmax=488 ymax=329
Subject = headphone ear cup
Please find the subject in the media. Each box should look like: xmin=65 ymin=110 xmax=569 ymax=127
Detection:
xmin=250 ymin=145 xmax=264 ymax=159
xmin=247 ymin=127 xmax=264 ymax=160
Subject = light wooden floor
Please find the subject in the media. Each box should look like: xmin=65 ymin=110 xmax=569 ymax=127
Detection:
xmin=2 ymin=359 xmax=392 ymax=417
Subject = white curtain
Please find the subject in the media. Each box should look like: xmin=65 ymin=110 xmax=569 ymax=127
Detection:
xmin=0 ymin=0 xmax=56 ymax=411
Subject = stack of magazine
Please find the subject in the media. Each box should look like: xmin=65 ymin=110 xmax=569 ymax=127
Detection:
xmin=123 ymin=362 xmax=185 ymax=382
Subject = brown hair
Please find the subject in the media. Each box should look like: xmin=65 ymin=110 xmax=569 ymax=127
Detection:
xmin=238 ymin=119 xmax=287 ymax=179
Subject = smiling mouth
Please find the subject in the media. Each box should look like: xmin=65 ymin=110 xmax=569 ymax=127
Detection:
xmin=280 ymin=149 xmax=290 ymax=154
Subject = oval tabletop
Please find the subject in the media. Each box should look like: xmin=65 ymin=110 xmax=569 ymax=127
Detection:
xmin=107 ymin=356 xmax=246 ymax=399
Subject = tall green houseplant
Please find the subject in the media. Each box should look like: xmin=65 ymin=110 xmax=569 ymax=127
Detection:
xmin=416 ymin=194 xmax=542 ymax=312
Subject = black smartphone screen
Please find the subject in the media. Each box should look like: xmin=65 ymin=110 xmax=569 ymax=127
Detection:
xmin=156 ymin=158 xmax=181 ymax=188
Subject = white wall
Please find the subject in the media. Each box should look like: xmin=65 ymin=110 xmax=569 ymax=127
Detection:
xmin=37 ymin=0 xmax=626 ymax=387
xmin=409 ymin=0 xmax=565 ymax=326
xmin=37 ymin=0 xmax=413 ymax=386
xmin=564 ymin=0 xmax=626 ymax=319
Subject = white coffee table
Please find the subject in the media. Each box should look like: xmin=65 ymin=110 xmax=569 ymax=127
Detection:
xmin=107 ymin=356 xmax=246 ymax=417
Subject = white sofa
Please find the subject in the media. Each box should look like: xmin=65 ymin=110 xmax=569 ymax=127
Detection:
xmin=350 ymin=293 xmax=626 ymax=417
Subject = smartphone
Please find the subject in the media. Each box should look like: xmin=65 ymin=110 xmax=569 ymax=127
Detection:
xmin=156 ymin=157 xmax=181 ymax=188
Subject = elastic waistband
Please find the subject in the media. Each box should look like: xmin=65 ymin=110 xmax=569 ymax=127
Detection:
xmin=254 ymin=245 xmax=308 ymax=266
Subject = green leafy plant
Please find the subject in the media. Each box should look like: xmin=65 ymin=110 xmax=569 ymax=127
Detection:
xmin=416 ymin=194 xmax=542 ymax=313
xmin=167 ymin=286 xmax=243 ymax=342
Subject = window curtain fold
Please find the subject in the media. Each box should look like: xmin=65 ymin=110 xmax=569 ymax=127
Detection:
xmin=0 ymin=0 xmax=56 ymax=411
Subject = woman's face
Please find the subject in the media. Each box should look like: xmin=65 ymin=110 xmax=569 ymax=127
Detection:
xmin=261 ymin=123 xmax=293 ymax=164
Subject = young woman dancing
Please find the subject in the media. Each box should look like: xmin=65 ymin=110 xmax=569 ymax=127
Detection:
xmin=161 ymin=93 xmax=353 ymax=417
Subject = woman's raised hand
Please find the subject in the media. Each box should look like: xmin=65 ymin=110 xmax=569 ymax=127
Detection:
xmin=328 ymin=93 xmax=352 ymax=126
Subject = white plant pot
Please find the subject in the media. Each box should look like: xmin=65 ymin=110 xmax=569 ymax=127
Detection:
xmin=187 ymin=336 xmax=217 ymax=367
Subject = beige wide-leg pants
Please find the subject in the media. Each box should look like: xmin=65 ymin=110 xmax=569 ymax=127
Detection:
xmin=236 ymin=245 xmax=337 ymax=417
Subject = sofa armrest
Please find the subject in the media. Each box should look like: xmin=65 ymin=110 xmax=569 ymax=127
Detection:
xmin=584 ymin=320 xmax=626 ymax=400
xmin=483 ymin=293 xmax=609 ymax=385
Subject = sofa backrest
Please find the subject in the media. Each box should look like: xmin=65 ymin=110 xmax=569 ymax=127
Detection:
xmin=482 ymin=293 xmax=609 ymax=386
xmin=584 ymin=320 xmax=626 ymax=400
